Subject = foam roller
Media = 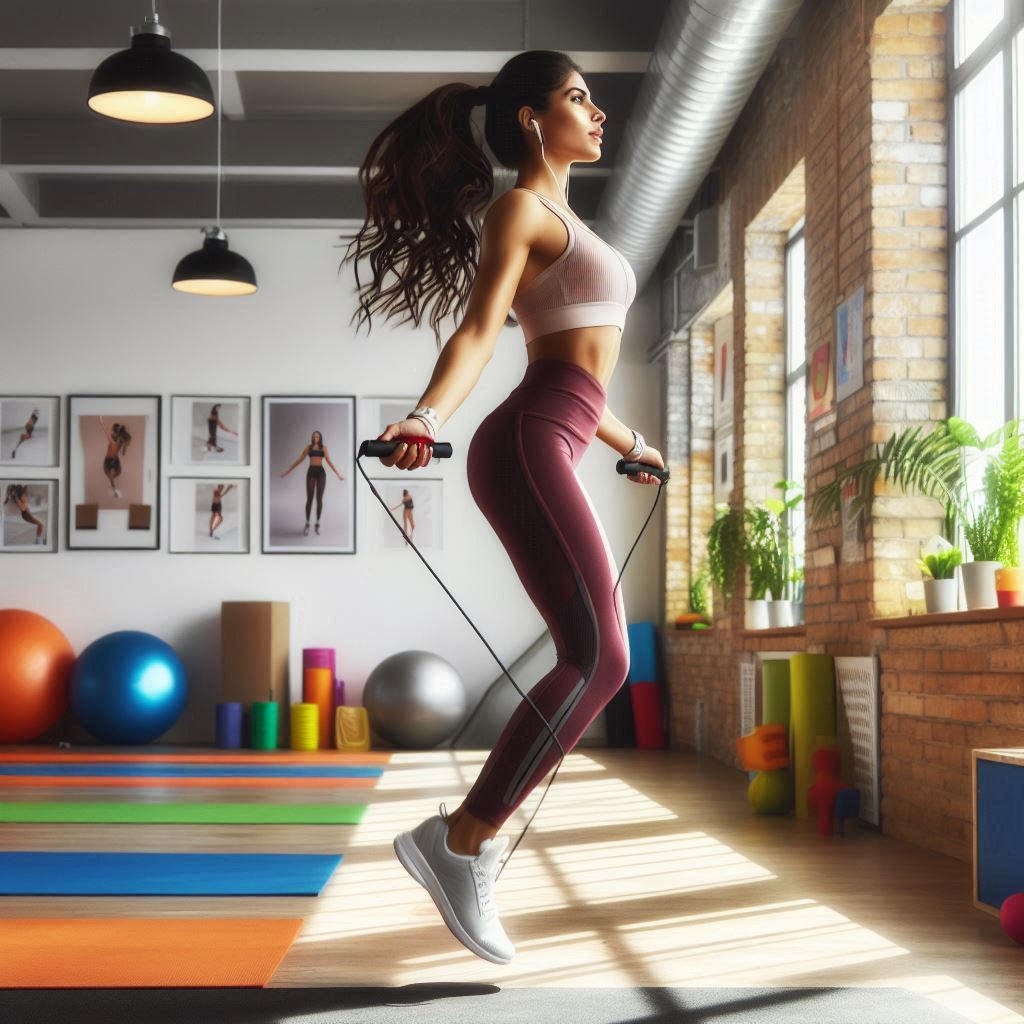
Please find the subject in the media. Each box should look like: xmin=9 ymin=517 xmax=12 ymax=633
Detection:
xmin=789 ymin=654 xmax=836 ymax=819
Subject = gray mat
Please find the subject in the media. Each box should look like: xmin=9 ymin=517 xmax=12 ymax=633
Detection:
xmin=0 ymin=983 xmax=975 ymax=1023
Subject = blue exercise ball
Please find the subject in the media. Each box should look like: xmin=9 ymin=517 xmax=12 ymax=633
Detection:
xmin=70 ymin=630 xmax=188 ymax=744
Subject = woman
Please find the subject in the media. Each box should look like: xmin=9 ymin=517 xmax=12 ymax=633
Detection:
xmin=98 ymin=416 xmax=131 ymax=498
xmin=341 ymin=51 xmax=665 ymax=965
xmin=3 ymin=484 xmax=45 ymax=545
xmin=208 ymin=482 xmax=234 ymax=539
xmin=388 ymin=488 xmax=415 ymax=546
xmin=206 ymin=403 xmax=238 ymax=454
xmin=279 ymin=430 xmax=345 ymax=535
xmin=10 ymin=408 xmax=39 ymax=460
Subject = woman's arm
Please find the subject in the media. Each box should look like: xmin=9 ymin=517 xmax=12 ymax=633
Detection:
xmin=411 ymin=190 xmax=538 ymax=432
xmin=596 ymin=407 xmax=638 ymax=456
xmin=281 ymin=447 xmax=308 ymax=475
xmin=323 ymin=450 xmax=344 ymax=479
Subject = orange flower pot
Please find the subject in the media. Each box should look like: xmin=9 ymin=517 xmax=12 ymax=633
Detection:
xmin=994 ymin=567 xmax=1024 ymax=607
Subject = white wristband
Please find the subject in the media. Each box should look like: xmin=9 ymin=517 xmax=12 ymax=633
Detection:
xmin=408 ymin=407 xmax=438 ymax=438
xmin=624 ymin=429 xmax=645 ymax=460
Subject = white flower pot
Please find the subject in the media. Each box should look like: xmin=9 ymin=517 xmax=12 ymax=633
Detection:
xmin=923 ymin=577 xmax=958 ymax=614
xmin=745 ymin=598 xmax=769 ymax=630
xmin=961 ymin=561 xmax=1001 ymax=610
xmin=767 ymin=599 xmax=794 ymax=628
xmin=792 ymin=600 xmax=805 ymax=625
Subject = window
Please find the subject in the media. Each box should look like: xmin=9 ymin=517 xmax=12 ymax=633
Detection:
xmin=784 ymin=222 xmax=806 ymax=577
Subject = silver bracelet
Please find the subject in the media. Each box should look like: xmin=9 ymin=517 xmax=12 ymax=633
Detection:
xmin=407 ymin=406 xmax=439 ymax=438
xmin=624 ymin=429 xmax=645 ymax=461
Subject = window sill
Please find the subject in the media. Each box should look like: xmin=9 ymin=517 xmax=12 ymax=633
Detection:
xmin=868 ymin=605 xmax=1024 ymax=630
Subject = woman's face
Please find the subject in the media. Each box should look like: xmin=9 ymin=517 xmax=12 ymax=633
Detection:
xmin=531 ymin=71 xmax=606 ymax=164
xmin=312 ymin=432 xmax=322 ymax=445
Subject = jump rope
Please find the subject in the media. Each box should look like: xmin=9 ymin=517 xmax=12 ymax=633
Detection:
xmin=353 ymin=116 xmax=670 ymax=880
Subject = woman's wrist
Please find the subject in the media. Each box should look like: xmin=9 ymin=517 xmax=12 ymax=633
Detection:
xmin=623 ymin=429 xmax=645 ymax=461
xmin=408 ymin=405 xmax=439 ymax=438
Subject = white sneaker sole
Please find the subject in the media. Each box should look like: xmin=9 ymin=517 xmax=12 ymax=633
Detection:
xmin=393 ymin=830 xmax=513 ymax=965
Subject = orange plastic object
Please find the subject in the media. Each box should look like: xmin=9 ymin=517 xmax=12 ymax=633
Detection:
xmin=735 ymin=723 xmax=790 ymax=772
xmin=302 ymin=666 xmax=335 ymax=749
xmin=0 ymin=610 xmax=75 ymax=743
xmin=0 ymin=917 xmax=302 ymax=988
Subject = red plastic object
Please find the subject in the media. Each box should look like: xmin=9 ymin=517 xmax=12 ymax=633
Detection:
xmin=807 ymin=747 xmax=848 ymax=837
xmin=1000 ymin=893 xmax=1024 ymax=945
xmin=736 ymin=724 xmax=790 ymax=772
xmin=629 ymin=681 xmax=665 ymax=748
xmin=0 ymin=609 xmax=75 ymax=743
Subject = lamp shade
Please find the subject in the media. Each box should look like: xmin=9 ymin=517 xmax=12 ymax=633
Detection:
xmin=88 ymin=16 xmax=214 ymax=124
xmin=172 ymin=230 xmax=257 ymax=297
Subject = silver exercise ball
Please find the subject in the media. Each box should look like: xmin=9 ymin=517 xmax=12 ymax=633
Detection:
xmin=363 ymin=650 xmax=467 ymax=749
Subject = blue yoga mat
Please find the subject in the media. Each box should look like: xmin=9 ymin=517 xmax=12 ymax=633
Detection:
xmin=0 ymin=764 xmax=383 ymax=778
xmin=0 ymin=851 xmax=343 ymax=895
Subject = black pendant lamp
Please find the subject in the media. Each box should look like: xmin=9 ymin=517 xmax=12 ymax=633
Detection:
xmin=88 ymin=6 xmax=214 ymax=124
xmin=172 ymin=0 xmax=257 ymax=297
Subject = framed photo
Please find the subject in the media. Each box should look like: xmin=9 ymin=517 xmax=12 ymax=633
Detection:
xmin=67 ymin=395 xmax=160 ymax=550
xmin=169 ymin=477 xmax=249 ymax=553
xmin=714 ymin=429 xmax=734 ymax=504
xmin=368 ymin=476 xmax=444 ymax=551
xmin=262 ymin=395 xmax=355 ymax=554
xmin=1 ymin=479 xmax=57 ymax=552
xmin=807 ymin=337 xmax=835 ymax=421
xmin=835 ymin=285 xmax=865 ymax=404
xmin=713 ymin=316 xmax=734 ymax=430
xmin=0 ymin=396 xmax=60 ymax=468
xmin=359 ymin=396 xmax=442 ymax=477
xmin=170 ymin=395 xmax=250 ymax=466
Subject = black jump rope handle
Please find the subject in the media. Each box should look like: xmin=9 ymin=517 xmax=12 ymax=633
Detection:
xmin=359 ymin=438 xmax=670 ymax=482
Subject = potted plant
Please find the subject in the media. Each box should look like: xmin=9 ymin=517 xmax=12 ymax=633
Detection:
xmin=675 ymin=563 xmax=712 ymax=627
xmin=918 ymin=546 xmax=962 ymax=613
xmin=790 ymin=561 xmax=806 ymax=624
xmin=742 ymin=505 xmax=775 ymax=629
xmin=763 ymin=480 xmax=804 ymax=627
xmin=808 ymin=417 xmax=1024 ymax=611
xmin=707 ymin=503 xmax=745 ymax=604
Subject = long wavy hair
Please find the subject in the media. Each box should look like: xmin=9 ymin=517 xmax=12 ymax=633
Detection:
xmin=338 ymin=50 xmax=582 ymax=349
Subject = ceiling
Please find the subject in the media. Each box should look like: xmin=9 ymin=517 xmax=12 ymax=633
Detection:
xmin=0 ymin=0 xmax=671 ymax=227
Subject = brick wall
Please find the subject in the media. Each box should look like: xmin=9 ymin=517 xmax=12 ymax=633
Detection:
xmin=660 ymin=0 xmax=1024 ymax=865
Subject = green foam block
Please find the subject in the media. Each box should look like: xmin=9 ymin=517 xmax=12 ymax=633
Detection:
xmin=0 ymin=802 xmax=367 ymax=824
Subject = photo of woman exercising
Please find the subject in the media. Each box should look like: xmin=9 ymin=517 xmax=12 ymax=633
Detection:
xmin=279 ymin=430 xmax=345 ymax=535
xmin=209 ymin=482 xmax=234 ymax=539
xmin=388 ymin=487 xmax=415 ymax=546
xmin=2 ymin=483 xmax=46 ymax=546
xmin=98 ymin=416 xmax=131 ymax=498
xmin=10 ymin=408 xmax=39 ymax=460
xmin=205 ymin=403 xmax=238 ymax=454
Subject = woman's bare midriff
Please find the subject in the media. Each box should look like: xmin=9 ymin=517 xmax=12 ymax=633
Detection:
xmin=526 ymin=327 xmax=620 ymax=390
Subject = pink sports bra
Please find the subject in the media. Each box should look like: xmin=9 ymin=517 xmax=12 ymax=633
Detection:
xmin=509 ymin=187 xmax=637 ymax=345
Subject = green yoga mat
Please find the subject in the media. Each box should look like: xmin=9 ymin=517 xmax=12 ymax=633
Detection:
xmin=0 ymin=802 xmax=367 ymax=824
xmin=789 ymin=653 xmax=836 ymax=820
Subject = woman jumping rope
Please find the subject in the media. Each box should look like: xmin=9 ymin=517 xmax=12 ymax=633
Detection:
xmin=98 ymin=416 xmax=131 ymax=498
xmin=341 ymin=50 xmax=664 ymax=965
xmin=206 ymin=403 xmax=238 ymax=454
xmin=10 ymin=408 xmax=39 ymax=460
xmin=208 ymin=482 xmax=234 ymax=539
xmin=279 ymin=430 xmax=345 ymax=535
xmin=3 ymin=484 xmax=46 ymax=545
xmin=388 ymin=488 xmax=415 ymax=546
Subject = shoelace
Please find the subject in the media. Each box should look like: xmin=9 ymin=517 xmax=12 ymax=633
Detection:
xmin=470 ymin=859 xmax=496 ymax=918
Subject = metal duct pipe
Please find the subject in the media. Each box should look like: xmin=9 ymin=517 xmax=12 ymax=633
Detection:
xmin=595 ymin=0 xmax=805 ymax=292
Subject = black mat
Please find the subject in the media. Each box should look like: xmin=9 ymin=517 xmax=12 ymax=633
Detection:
xmin=0 ymin=983 xmax=975 ymax=1023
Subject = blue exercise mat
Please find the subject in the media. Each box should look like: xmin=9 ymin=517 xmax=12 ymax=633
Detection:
xmin=0 ymin=763 xmax=382 ymax=778
xmin=0 ymin=851 xmax=343 ymax=895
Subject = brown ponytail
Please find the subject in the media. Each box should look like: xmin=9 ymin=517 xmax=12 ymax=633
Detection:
xmin=339 ymin=50 xmax=582 ymax=350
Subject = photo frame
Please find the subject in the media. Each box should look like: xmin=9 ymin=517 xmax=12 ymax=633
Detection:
xmin=1 ymin=478 xmax=58 ymax=553
xmin=67 ymin=394 xmax=160 ymax=550
xmin=169 ymin=477 xmax=250 ymax=554
xmin=262 ymin=395 xmax=355 ymax=554
xmin=359 ymin=396 xmax=444 ymax=477
xmin=0 ymin=396 xmax=60 ymax=468
xmin=368 ymin=476 xmax=444 ymax=551
xmin=807 ymin=337 xmax=835 ymax=421
xmin=713 ymin=316 xmax=734 ymax=430
xmin=713 ymin=429 xmax=734 ymax=504
xmin=170 ymin=394 xmax=251 ymax=467
xmin=835 ymin=285 xmax=865 ymax=404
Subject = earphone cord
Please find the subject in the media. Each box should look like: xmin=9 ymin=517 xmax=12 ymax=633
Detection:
xmin=355 ymin=450 xmax=665 ymax=881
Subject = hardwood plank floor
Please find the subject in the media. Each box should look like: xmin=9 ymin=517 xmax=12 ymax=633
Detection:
xmin=0 ymin=747 xmax=1020 ymax=1022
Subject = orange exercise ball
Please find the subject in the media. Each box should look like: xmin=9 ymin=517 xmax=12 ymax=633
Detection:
xmin=0 ymin=609 xmax=75 ymax=743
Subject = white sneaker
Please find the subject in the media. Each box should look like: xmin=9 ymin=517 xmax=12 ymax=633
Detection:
xmin=393 ymin=804 xmax=515 ymax=964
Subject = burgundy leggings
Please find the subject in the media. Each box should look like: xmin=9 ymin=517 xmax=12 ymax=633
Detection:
xmin=462 ymin=357 xmax=630 ymax=829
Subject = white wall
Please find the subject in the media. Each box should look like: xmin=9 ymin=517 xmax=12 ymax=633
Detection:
xmin=0 ymin=226 xmax=664 ymax=744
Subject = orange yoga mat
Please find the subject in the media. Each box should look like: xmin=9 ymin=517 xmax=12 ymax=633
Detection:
xmin=0 ymin=775 xmax=377 ymax=789
xmin=303 ymin=666 xmax=335 ymax=749
xmin=0 ymin=917 xmax=303 ymax=988
xmin=0 ymin=750 xmax=391 ymax=764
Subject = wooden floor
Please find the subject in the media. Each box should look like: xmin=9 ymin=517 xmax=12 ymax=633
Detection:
xmin=0 ymin=747 xmax=1021 ymax=1021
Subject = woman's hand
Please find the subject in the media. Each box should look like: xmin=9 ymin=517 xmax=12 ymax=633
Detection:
xmin=378 ymin=418 xmax=434 ymax=470
xmin=279 ymin=469 xmax=290 ymax=478
xmin=628 ymin=445 xmax=665 ymax=486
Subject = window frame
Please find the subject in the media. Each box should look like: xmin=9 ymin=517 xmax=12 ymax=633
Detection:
xmin=784 ymin=220 xmax=806 ymax=574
